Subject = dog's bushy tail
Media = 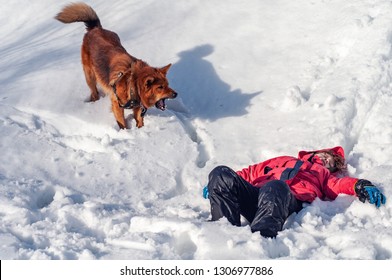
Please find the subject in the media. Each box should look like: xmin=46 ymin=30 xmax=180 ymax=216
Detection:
xmin=55 ymin=2 xmax=102 ymax=30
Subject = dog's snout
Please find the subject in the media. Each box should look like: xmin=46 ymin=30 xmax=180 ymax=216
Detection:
xmin=172 ymin=91 xmax=178 ymax=98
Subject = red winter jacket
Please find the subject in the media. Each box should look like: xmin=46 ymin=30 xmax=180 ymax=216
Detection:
xmin=236 ymin=146 xmax=358 ymax=202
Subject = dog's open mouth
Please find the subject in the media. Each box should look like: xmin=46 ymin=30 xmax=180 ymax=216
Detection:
xmin=155 ymin=99 xmax=166 ymax=111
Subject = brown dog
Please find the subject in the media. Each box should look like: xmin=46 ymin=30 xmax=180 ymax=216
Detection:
xmin=55 ymin=3 xmax=177 ymax=129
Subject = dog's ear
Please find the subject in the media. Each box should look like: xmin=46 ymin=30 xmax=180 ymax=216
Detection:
xmin=109 ymin=72 xmax=124 ymax=87
xmin=145 ymin=76 xmax=155 ymax=89
xmin=159 ymin=64 xmax=172 ymax=76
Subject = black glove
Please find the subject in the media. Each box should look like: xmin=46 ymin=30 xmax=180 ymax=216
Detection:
xmin=355 ymin=179 xmax=386 ymax=208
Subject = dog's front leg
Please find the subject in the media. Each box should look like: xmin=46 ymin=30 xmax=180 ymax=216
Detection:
xmin=133 ymin=107 xmax=144 ymax=128
xmin=111 ymin=97 xmax=127 ymax=129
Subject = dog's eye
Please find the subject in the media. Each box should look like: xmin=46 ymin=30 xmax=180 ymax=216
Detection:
xmin=157 ymin=85 xmax=164 ymax=90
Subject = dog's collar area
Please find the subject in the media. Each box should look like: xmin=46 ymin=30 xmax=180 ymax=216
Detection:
xmin=112 ymin=84 xmax=140 ymax=109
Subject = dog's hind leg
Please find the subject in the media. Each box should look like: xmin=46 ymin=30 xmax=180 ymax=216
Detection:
xmin=82 ymin=65 xmax=100 ymax=102
xmin=81 ymin=46 xmax=99 ymax=102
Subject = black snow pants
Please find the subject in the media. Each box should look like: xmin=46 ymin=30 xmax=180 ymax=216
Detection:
xmin=207 ymin=165 xmax=303 ymax=238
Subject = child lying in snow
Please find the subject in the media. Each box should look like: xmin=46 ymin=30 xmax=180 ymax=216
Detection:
xmin=203 ymin=146 xmax=386 ymax=238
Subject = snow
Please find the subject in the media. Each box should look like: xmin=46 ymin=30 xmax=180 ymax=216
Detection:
xmin=1 ymin=0 xmax=392 ymax=260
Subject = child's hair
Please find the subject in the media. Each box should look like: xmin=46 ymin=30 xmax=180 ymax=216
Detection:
xmin=325 ymin=150 xmax=347 ymax=173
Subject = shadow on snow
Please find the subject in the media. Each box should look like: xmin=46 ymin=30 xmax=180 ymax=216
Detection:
xmin=169 ymin=44 xmax=261 ymax=121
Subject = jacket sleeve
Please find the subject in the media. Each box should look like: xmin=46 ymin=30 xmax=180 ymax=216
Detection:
xmin=323 ymin=174 xmax=358 ymax=200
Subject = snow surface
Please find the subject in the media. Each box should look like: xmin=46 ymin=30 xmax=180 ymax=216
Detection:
xmin=1 ymin=0 xmax=392 ymax=260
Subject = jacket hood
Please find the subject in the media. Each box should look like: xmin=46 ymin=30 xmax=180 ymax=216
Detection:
xmin=298 ymin=146 xmax=345 ymax=160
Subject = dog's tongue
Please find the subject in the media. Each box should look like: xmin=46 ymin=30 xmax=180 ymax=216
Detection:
xmin=155 ymin=99 xmax=166 ymax=111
